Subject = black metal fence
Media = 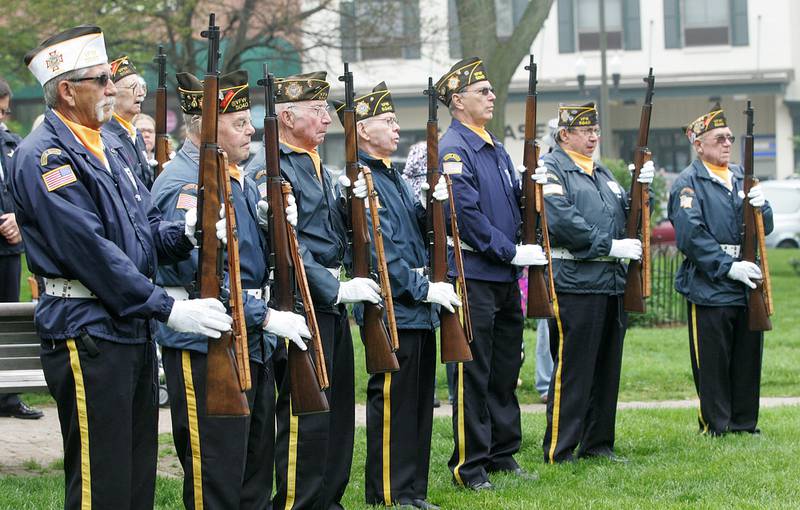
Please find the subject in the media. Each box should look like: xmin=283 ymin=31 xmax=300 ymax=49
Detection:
xmin=630 ymin=245 xmax=687 ymax=327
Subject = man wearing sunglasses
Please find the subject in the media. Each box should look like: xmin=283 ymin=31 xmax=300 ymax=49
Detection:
xmin=539 ymin=102 xmax=654 ymax=464
xmin=246 ymin=71 xmax=381 ymax=510
xmin=435 ymin=57 xmax=548 ymax=491
xmin=102 ymin=56 xmax=154 ymax=190
xmin=332 ymin=82 xmax=458 ymax=510
xmin=669 ymin=104 xmax=772 ymax=437
xmin=11 ymin=26 xmax=233 ymax=509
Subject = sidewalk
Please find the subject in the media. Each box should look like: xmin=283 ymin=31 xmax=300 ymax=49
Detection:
xmin=3 ymin=397 xmax=798 ymax=473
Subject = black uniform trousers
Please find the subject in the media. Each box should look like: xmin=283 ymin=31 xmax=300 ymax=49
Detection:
xmin=162 ymin=347 xmax=276 ymax=510
xmin=365 ymin=328 xmax=436 ymax=506
xmin=542 ymin=293 xmax=626 ymax=463
xmin=273 ymin=307 xmax=355 ymax=510
xmin=448 ymin=279 xmax=524 ymax=486
xmin=40 ymin=335 xmax=158 ymax=510
xmin=686 ymin=302 xmax=763 ymax=435
xmin=0 ymin=254 xmax=21 ymax=410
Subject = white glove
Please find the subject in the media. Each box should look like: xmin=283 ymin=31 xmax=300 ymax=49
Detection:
xmin=338 ymin=172 xmax=367 ymax=199
xmin=510 ymin=244 xmax=548 ymax=266
xmin=256 ymin=200 xmax=269 ymax=230
xmin=420 ymin=175 xmax=449 ymax=206
xmin=166 ymin=298 xmax=233 ymax=338
xmin=514 ymin=160 xmax=548 ymax=185
xmin=263 ymin=309 xmax=310 ymax=350
xmin=628 ymin=160 xmax=655 ymax=184
xmin=285 ymin=194 xmax=298 ymax=227
xmin=609 ymin=238 xmax=643 ymax=260
xmin=727 ymin=260 xmax=762 ymax=289
xmin=424 ymin=281 xmax=462 ymax=313
xmin=748 ymin=185 xmax=765 ymax=208
xmin=184 ymin=208 xmax=198 ymax=247
xmin=215 ymin=205 xmax=227 ymax=245
xmin=336 ymin=277 xmax=381 ymax=304
xmin=256 ymin=196 xmax=298 ymax=230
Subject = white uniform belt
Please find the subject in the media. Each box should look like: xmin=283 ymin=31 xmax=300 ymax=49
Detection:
xmin=550 ymin=247 xmax=617 ymax=263
xmin=411 ymin=267 xmax=425 ymax=276
xmin=447 ymin=236 xmax=476 ymax=253
xmin=165 ymin=286 xmax=267 ymax=301
xmin=44 ymin=278 xmax=97 ymax=299
xmin=326 ymin=266 xmax=342 ymax=279
xmin=720 ymin=244 xmax=741 ymax=258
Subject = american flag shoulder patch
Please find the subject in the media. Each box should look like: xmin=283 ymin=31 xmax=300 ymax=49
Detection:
xmin=176 ymin=193 xmax=197 ymax=210
xmin=258 ymin=182 xmax=267 ymax=198
xmin=42 ymin=165 xmax=77 ymax=192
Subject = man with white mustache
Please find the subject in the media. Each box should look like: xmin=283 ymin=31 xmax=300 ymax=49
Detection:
xmin=102 ymin=56 xmax=154 ymax=189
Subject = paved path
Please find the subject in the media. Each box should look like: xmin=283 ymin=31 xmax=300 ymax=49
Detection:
xmin=3 ymin=397 xmax=799 ymax=472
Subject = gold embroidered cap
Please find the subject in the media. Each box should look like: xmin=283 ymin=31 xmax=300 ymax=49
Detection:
xmin=685 ymin=103 xmax=728 ymax=142
xmin=110 ymin=55 xmax=137 ymax=83
xmin=558 ymin=102 xmax=598 ymax=128
xmin=176 ymin=70 xmax=251 ymax=115
xmin=274 ymin=71 xmax=329 ymax=103
xmin=434 ymin=57 xmax=489 ymax=106
xmin=332 ymin=81 xmax=396 ymax=125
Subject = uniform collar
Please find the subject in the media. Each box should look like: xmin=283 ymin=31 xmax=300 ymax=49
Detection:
xmin=690 ymin=159 xmax=743 ymax=182
xmin=179 ymin=139 xmax=201 ymax=164
xmin=452 ymin=118 xmax=496 ymax=151
xmin=359 ymin=150 xmax=392 ymax=170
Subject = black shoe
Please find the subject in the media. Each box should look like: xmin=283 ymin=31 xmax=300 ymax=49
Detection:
xmin=391 ymin=501 xmax=417 ymax=509
xmin=412 ymin=499 xmax=440 ymax=510
xmin=458 ymin=479 xmax=494 ymax=491
xmin=0 ymin=401 xmax=43 ymax=420
xmin=579 ymin=449 xmax=629 ymax=464
xmin=433 ymin=397 xmax=441 ymax=409
xmin=509 ymin=467 xmax=539 ymax=481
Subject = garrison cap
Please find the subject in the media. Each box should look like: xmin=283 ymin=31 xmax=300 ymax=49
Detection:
xmin=110 ymin=56 xmax=138 ymax=82
xmin=176 ymin=70 xmax=251 ymax=115
xmin=685 ymin=103 xmax=728 ymax=143
xmin=558 ymin=102 xmax=598 ymax=128
xmin=24 ymin=25 xmax=108 ymax=86
xmin=332 ymin=81 xmax=396 ymax=125
xmin=274 ymin=71 xmax=330 ymax=103
xmin=435 ymin=56 xmax=489 ymax=107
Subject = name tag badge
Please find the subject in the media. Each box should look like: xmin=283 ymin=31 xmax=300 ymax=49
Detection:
xmin=606 ymin=181 xmax=622 ymax=196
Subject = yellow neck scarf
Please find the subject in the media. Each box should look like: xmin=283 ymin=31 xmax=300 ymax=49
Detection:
xmin=54 ymin=109 xmax=108 ymax=167
xmin=113 ymin=113 xmax=137 ymax=141
xmin=565 ymin=149 xmax=594 ymax=176
xmin=282 ymin=140 xmax=321 ymax=181
xmin=228 ymin=163 xmax=242 ymax=185
xmin=368 ymin=153 xmax=392 ymax=168
xmin=704 ymin=161 xmax=732 ymax=190
xmin=463 ymin=122 xmax=493 ymax=146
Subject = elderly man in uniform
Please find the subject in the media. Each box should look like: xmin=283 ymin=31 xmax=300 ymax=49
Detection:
xmin=669 ymin=104 xmax=772 ymax=436
xmin=133 ymin=113 xmax=158 ymax=167
xmin=102 ymin=56 xmax=154 ymax=189
xmin=539 ymin=103 xmax=654 ymax=464
xmin=11 ymin=26 xmax=232 ymax=509
xmin=151 ymin=69 xmax=309 ymax=509
xmin=246 ymin=71 xmax=381 ymax=510
xmin=434 ymin=57 xmax=548 ymax=491
xmin=332 ymin=82 xmax=459 ymax=509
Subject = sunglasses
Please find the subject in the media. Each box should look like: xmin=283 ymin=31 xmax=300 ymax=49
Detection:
xmin=462 ymin=86 xmax=494 ymax=96
xmin=68 ymin=73 xmax=112 ymax=87
xmin=707 ymin=134 xmax=735 ymax=145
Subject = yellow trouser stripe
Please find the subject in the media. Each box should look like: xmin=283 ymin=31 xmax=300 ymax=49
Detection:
xmin=690 ymin=303 xmax=709 ymax=432
xmin=382 ymin=373 xmax=393 ymax=505
xmin=452 ymin=362 xmax=466 ymax=485
xmin=285 ymin=341 xmax=299 ymax=510
xmin=66 ymin=339 xmax=91 ymax=510
xmin=547 ymin=296 xmax=565 ymax=464
xmin=181 ymin=351 xmax=203 ymax=510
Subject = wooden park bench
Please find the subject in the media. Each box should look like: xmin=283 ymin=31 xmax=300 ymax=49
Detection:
xmin=0 ymin=302 xmax=47 ymax=393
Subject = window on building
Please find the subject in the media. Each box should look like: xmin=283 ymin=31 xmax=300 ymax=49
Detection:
xmin=557 ymin=0 xmax=641 ymax=53
xmin=664 ymin=0 xmax=748 ymax=49
xmin=341 ymin=0 xmax=421 ymax=62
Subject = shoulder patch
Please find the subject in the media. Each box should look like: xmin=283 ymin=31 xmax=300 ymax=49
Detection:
xmin=254 ymin=169 xmax=266 ymax=181
xmin=257 ymin=182 xmax=267 ymax=198
xmin=40 ymin=148 xmax=62 ymax=166
xmin=442 ymin=153 xmax=462 ymax=163
xmin=442 ymin=161 xmax=462 ymax=175
xmin=542 ymin=183 xmax=563 ymax=196
xmin=181 ymin=183 xmax=198 ymax=191
xmin=545 ymin=172 xmax=560 ymax=183
xmin=680 ymin=186 xmax=694 ymax=196
xmin=176 ymin=193 xmax=198 ymax=210
xmin=42 ymin=165 xmax=77 ymax=192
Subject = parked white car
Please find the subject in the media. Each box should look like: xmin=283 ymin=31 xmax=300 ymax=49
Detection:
xmin=761 ymin=179 xmax=800 ymax=248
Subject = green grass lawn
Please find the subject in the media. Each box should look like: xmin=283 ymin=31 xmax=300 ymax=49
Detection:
xmin=3 ymin=406 xmax=799 ymax=509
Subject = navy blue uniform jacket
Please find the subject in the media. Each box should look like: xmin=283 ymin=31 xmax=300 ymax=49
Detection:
xmin=668 ymin=160 xmax=773 ymax=306
xmin=0 ymin=127 xmax=23 ymax=256
xmin=103 ymin=116 xmax=155 ymax=190
xmin=439 ymin=119 xmax=521 ymax=283
xmin=10 ymin=109 xmax=192 ymax=343
xmin=151 ymin=140 xmax=276 ymax=362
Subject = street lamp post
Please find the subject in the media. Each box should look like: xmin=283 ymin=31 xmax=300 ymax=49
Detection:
xmin=598 ymin=0 xmax=612 ymax=157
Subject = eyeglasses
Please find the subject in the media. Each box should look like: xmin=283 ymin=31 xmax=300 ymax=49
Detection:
xmin=364 ymin=117 xmax=399 ymax=128
xmin=0 ymin=108 xmax=10 ymax=117
xmin=120 ymin=80 xmax=147 ymax=94
xmin=68 ymin=73 xmax=111 ymax=87
xmin=572 ymin=127 xmax=601 ymax=137
xmin=231 ymin=117 xmax=253 ymax=132
xmin=706 ymin=134 xmax=735 ymax=145
xmin=461 ymin=86 xmax=494 ymax=96
xmin=288 ymin=104 xmax=331 ymax=118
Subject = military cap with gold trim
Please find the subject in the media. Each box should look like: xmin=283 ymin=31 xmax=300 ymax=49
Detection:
xmin=176 ymin=70 xmax=251 ymax=115
xmin=331 ymin=81 xmax=395 ymax=125
xmin=110 ymin=55 xmax=137 ymax=82
xmin=434 ymin=56 xmax=489 ymax=107
xmin=685 ymin=103 xmax=727 ymax=143
xmin=558 ymin=102 xmax=598 ymax=128
xmin=274 ymin=71 xmax=329 ymax=103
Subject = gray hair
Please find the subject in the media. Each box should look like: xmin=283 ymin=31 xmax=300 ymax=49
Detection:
xmin=42 ymin=68 xmax=88 ymax=108
xmin=0 ymin=78 xmax=11 ymax=99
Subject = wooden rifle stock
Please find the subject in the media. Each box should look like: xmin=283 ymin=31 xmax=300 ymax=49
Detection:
xmin=623 ymin=68 xmax=655 ymax=313
xmin=339 ymin=63 xmax=399 ymax=374
xmin=259 ymin=66 xmax=329 ymax=415
xmin=153 ymin=45 xmax=169 ymax=178
xmin=741 ymin=102 xmax=772 ymax=331
xmin=521 ymin=55 xmax=555 ymax=318
xmin=424 ymin=78 xmax=472 ymax=363
xmin=197 ymin=15 xmax=249 ymax=417
xmin=641 ymin=152 xmax=652 ymax=298
xmin=444 ymin=175 xmax=473 ymax=342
